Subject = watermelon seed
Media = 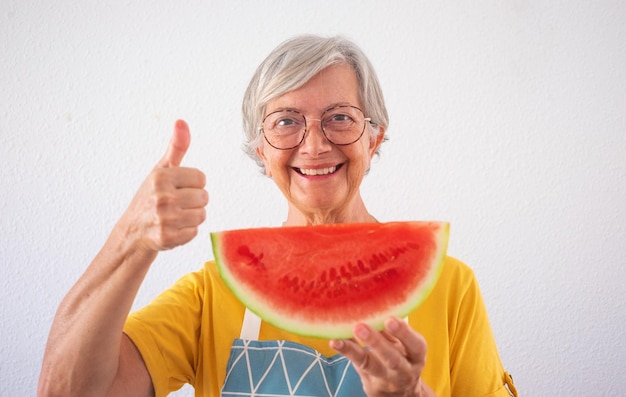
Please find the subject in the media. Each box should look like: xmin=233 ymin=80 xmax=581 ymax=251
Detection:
xmin=369 ymin=255 xmax=381 ymax=270
xmin=237 ymin=245 xmax=265 ymax=270
xmin=237 ymin=245 xmax=250 ymax=255
xmin=279 ymin=275 xmax=301 ymax=293
xmin=408 ymin=242 xmax=421 ymax=251
xmin=347 ymin=261 xmax=360 ymax=276
xmin=384 ymin=268 xmax=398 ymax=280
xmin=357 ymin=260 xmax=369 ymax=274
xmin=340 ymin=265 xmax=351 ymax=280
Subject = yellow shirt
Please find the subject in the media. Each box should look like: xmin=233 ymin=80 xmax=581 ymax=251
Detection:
xmin=124 ymin=256 xmax=516 ymax=396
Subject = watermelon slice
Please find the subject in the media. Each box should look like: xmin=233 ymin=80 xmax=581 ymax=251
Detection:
xmin=211 ymin=221 xmax=449 ymax=339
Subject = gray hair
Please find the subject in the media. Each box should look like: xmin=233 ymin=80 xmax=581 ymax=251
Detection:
xmin=242 ymin=34 xmax=389 ymax=171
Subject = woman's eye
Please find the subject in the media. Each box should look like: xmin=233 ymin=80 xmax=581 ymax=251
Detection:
xmin=276 ymin=118 xmax=296 ymax=127
xmin=328 ymin=114 xmax=353 ymax=123
xmin=275 ymin=114 xmax=305 ymax=128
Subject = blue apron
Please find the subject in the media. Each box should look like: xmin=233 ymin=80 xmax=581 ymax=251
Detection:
xmin=220 ymin=308 xmax=366 ymax=396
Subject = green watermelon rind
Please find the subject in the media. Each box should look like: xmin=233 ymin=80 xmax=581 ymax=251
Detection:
xmin=211 ymin=222 xmax=449 ymax=340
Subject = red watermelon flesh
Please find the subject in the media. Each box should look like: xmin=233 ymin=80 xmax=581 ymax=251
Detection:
xmin=211 ymin=221 xmax=449 ymax=339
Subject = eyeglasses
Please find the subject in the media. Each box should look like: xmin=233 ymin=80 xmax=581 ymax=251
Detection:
xmin=260 ymin=105 xmax=372 ymax=150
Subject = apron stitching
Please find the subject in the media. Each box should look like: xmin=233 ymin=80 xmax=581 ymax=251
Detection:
xmin=291 ymin=350 xmax=326 ymax=396
xmin=222 ymin=342 xmax=249 ymax=390
xmin=244 ymin=340 xmax=255 ymax=394
xmin=315 ymin=351 xmax=335 ymax=397
xmin=252 ymin=341 xmax=283 ymax=395
xmin=276 ymin=341 xmax=296 ymax=396
xmin=334 ymin=359 xmax=353 ymax=397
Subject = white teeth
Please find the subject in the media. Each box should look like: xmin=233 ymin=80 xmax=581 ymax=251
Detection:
xmin=299 ymin=166 xmax=337 ymax=176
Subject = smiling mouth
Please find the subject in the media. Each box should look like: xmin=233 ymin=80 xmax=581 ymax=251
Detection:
xmin=295 ymin=164 xmax=342 ymax=176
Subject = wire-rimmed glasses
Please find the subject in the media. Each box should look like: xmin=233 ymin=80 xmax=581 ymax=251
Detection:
xmin=260 ymin=105 xmax=372 ymax=150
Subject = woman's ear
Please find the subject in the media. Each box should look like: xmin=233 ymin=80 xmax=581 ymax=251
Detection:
xmin=369 ymin=125 xmax=386 ymax=157
xmin=256 ymin=146 xmax=272 ymax=177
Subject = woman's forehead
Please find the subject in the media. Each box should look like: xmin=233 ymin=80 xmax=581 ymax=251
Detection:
xmin=265 ymin=64 xmax=361 ymax=114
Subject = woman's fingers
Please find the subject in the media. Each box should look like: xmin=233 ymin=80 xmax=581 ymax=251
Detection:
xmin=382 ymin=317 xmax=428 ymax=367
xmin=329 ymin=318 xmax=428 ymax=396
xmin=354 ymin=322 xmax=411 ymax=373
xmin=122 ymin=121 xmax=209 ymax=252
xmin=156 ymin=119 xmax=191 ymax=168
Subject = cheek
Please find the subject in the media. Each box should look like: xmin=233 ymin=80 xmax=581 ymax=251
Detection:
xmin=362 ymin=137 xmax=377 ymax=165
xmin=356 ymin=139 xmax=377 ymax=175
xmin=346 ymin=147 xmax=372 ymax=178
xmin=262 ymin=149 xmax=293 ymax=179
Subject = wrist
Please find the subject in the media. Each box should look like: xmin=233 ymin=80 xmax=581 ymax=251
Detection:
xmin=114 ymin=212 xmax=157 ymax=252
xmin=107 ymin=218 xmax=158 ymax=269
xmin=415 ymin=379 xmax=436 ymax=397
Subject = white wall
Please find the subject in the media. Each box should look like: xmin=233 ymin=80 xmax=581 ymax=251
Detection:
xmin=2 ymin=1 xmax=625 ymax=396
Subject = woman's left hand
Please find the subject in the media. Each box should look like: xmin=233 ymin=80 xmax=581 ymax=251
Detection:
xmin=330 ymin=317 xmax=436 ymax=397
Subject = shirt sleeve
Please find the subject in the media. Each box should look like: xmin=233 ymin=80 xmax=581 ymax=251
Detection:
xmin=448 ymin=264 xmax=517 ymax=396
xmin=123 ymin=270 xmax=205 ymax=397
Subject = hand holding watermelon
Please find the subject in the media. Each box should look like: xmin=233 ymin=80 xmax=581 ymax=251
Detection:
xmin=330 ymin=317 xmax=435 ymax=397
xmin=120 ymin=119 xmax=209 ymax=252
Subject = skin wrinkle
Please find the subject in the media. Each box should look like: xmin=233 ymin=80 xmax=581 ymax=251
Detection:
xmin=256 ymin=64 xmax=384 ymax=226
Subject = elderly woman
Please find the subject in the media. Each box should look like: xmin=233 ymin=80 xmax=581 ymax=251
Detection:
xmin=39 ymin=35 xmax=517 ymax=397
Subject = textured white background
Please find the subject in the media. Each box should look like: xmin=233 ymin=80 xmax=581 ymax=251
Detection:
xmin=1 ymin=1 xmax=625 ymax=396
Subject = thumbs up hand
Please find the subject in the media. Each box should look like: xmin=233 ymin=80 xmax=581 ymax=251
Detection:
xmin=120 ymin=120 xmax=209 ymax=253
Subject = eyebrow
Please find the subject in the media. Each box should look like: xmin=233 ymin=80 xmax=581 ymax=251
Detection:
xmin=266 ymin=102 xmax=358 ymax=115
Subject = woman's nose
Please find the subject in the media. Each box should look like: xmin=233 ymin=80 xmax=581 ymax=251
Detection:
xmin=299 ymin=120 xmax=332 ymax=155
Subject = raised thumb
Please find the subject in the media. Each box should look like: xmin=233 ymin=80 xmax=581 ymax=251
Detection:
xmin=158 ymin=119 xmax=190 ymax=168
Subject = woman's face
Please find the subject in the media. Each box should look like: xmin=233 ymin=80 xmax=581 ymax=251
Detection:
xmin=256 ymin=63 xmax=385 ymax=222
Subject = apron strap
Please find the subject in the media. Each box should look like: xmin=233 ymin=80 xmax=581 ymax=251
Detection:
xmin=240 ymin=308 xmax=262 ymax=340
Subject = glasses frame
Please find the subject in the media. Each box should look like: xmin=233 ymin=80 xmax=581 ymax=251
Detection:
xmin=259 ymin=105 xmax=373 ymax=150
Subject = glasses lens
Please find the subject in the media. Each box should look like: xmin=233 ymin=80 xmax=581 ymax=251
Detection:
xmin=262 ymin=110 xmax=306 ymax=149
xmin=322 ymin=106 xmax=366 ymax=145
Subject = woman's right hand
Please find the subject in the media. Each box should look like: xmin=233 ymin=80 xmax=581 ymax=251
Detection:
xmin=120 ymin=119 xmax=209 ymax=253
xmin=38 ymin=119 xmax=209 ymax=397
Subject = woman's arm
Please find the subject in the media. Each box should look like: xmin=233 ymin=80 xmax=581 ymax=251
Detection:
xmin=37 ymin=120 xmax=208 ymax=397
